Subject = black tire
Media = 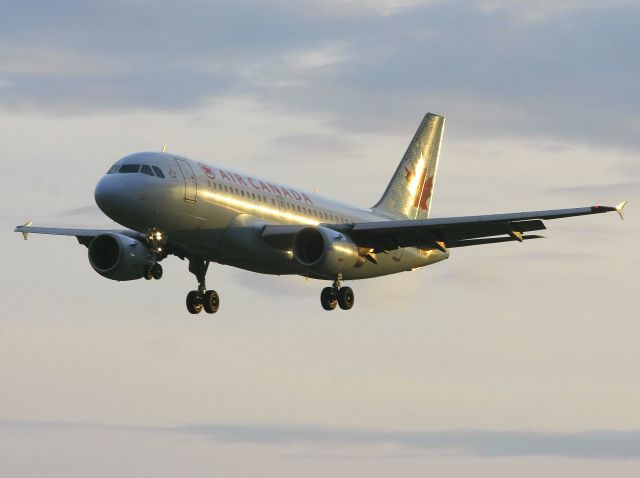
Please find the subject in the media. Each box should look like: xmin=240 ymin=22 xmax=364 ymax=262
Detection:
xmin=186 ymin=290 xmax=203 ymax=314
xmin=320 ymin=287 xmax=337 ymax=311
xmin=151 ymin=264 xmax=163 ymax=280
xmin=337 ymin=287 xmax=354 ymax=310
xmin=144 ymin=267 xmax=153 ymax=280
xmin=203 ymin=290 xmax=220 ymax=314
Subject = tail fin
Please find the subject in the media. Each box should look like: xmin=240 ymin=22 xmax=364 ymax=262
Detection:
xmin=372 ymin=113 xmax=445 ymax=220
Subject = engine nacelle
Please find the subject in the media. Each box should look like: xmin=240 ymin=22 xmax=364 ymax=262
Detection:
xmin=292 ymin=226 xmax=363 ymax=275
xmin=88 ymin=233 xmax=153 ymax=281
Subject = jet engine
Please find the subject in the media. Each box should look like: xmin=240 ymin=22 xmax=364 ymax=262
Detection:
xmin=88 ymin=233 xmax=153 ymax=281
xmin=292 ymin=226 xmax=363 ymax=275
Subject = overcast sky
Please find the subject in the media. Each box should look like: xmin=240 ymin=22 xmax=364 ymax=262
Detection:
xmin=1 ymin=1 xmax=639 ymax=477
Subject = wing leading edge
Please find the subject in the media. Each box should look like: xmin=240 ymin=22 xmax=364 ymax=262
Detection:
xmin=262 ymin=202 xmax=627 ymax=252
xmin=14 ymin=224 xmax=144 ymax=247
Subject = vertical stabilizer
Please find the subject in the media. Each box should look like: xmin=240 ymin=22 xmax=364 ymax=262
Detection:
xmin=372 ymin=113 xmax=445 ymax=220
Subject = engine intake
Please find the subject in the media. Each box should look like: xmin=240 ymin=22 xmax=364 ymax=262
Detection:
xmin=88 ymin=233 xmax=152 ymax=281
xmin=292 ymin=226 xmax=362 ymax=275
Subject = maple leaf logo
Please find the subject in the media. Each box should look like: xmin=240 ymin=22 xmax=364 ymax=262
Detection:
xmin=405 ymin=164 xmax=434 ymax=211
xmin=199 ymin=163 xmax=216 ymax=179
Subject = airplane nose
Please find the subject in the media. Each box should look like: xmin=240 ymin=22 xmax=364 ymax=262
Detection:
xmin=94 ymin=175 xmax=122 ymax=218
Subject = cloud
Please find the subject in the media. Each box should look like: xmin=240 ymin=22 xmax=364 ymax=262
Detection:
xmin=2 ymin=419 xmax=640 ymax=460
xmin=1 ymin=1 xmax=639 ymax=150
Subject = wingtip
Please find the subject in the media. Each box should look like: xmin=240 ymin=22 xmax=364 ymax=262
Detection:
xmin=17 ymin=220 xmax=32 ymax=240
xmin=615 ymin=200 xmax=628 ymax=220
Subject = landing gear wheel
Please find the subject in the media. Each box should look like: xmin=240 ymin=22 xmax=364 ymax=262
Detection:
xmin=151 ymin=263 xmax=163 ymax=280
xmin=337 ymin=287 xmax=354 ymax=310
xmin=320 ymin=287 xmax=337 ymax=311
xmin=186 ymin=290 xmax=203 ymax=314
xmin=144 ymin=267 xmax=153 ymax=280
xmin=203 ymin=290 xmax=220 ymax=314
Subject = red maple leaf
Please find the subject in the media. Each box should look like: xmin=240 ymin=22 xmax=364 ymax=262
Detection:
xmin=200 ymin=163 xmax=215 ymax=179
xmin=417 ymin=174 xmax=434 ymax=211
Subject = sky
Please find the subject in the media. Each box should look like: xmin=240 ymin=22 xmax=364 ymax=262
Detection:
xmin=1 ymin=0 xmax=639 ymax=476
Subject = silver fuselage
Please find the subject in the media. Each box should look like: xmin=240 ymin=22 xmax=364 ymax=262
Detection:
xmin=94 ymin=152 xmax=449 ymax=280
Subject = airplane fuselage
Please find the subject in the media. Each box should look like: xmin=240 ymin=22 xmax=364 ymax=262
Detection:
xmin=94 ymin=152 xmax=450 ymax=280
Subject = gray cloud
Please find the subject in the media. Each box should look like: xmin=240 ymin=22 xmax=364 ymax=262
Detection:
xmin=2 ymin=420 xmax=640 ymax=460
xmin=1 ymin=1 xmax=639 ymax=149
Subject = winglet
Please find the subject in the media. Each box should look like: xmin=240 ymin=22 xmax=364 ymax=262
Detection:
xmin=20 ymin=220 xmax=33 ymax=240
xmin=615 ymin=200 xmax=628 ymax=220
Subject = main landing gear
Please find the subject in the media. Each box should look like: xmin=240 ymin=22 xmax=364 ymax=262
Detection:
xmin=320 ymin=275 xmax=355 ymax=311
xmin=186 ymin=258 xmax=219 ymax=315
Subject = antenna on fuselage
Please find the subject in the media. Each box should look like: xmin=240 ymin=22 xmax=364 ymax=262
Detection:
xmin=161 ymin=144 xmax=167 ymax=153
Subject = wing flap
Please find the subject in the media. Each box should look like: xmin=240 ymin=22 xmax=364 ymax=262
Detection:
xmin=447 ymin=234 xmax=545 ymax=248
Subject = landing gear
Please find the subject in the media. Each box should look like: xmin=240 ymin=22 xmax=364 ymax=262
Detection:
xmin=320 ymin=287 xmax=337 ymax=310
xmin=143 ymin=262 xmax=162 ymax=280
xmin=320 ymin=275 xmax=355 ymax=311
xmin=151 ymin=263 xmax=163 ymax=280
xmin=144 ymin=263 xmax=162 ymax=280
xmin=186 ymin=290 xmax=203 ymax=314
xmin=203 ymin=290 xmax=220 ymax=314
xmin=337 ymin=287 xmax=354 ymax=310
xmin=186 ymin=258 xmax=219 ymax=315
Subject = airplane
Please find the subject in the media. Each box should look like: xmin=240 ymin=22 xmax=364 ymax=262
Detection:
xmin=15 ymin=113 xmax=627 ymax=314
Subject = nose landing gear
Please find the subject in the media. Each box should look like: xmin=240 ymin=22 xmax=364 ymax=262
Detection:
xmin=186 ymin=258 xmax=220 ymax=315
xmin=320 ymin=275 xmax=355 ymax=311
xmin=144 ymin=230 xmax=167 ymax=281
xmin=144 ymin=263 xmax=163 ymax=280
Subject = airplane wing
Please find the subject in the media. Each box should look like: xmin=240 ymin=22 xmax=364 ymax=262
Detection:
xmin=262 ymin=202 xmax=627 ymax=252
xmin=14 ymin=223 xmax=144 ymax=247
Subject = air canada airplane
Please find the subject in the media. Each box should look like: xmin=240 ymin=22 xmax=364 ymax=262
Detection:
xmin=15 ymin=113 xmax=627 ymax=313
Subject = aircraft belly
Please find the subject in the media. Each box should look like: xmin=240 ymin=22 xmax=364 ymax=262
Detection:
xmin=214 ymin=213 xmax=297 ymax=273
xmin=340 ymin=248 xmax=449 ymax=280
xmin=213 ymin=245 xmax=449 ymax=280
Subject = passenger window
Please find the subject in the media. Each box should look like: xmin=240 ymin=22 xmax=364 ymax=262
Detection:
xmin=141 ymin=165 xmax=154 ymax=176
xmin=119 ymin=164 xmax=140 ymax=173
xmin=152 ymin=166 xmax=165 ymax=178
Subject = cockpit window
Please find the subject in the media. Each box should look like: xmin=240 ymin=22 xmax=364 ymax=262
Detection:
xmin=106 ymin=165 xmax=119 ymax=174
xmin=140 ymin=165 xmax=154 ymax=176
xmin=119 ymin=164 xmax=140 ymax=173
xmin=152 ymin=166 xmax=165 ymax=178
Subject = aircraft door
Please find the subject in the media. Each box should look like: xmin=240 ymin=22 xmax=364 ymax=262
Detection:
xmin=175 ymin=158 xmax=197 ymax=202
